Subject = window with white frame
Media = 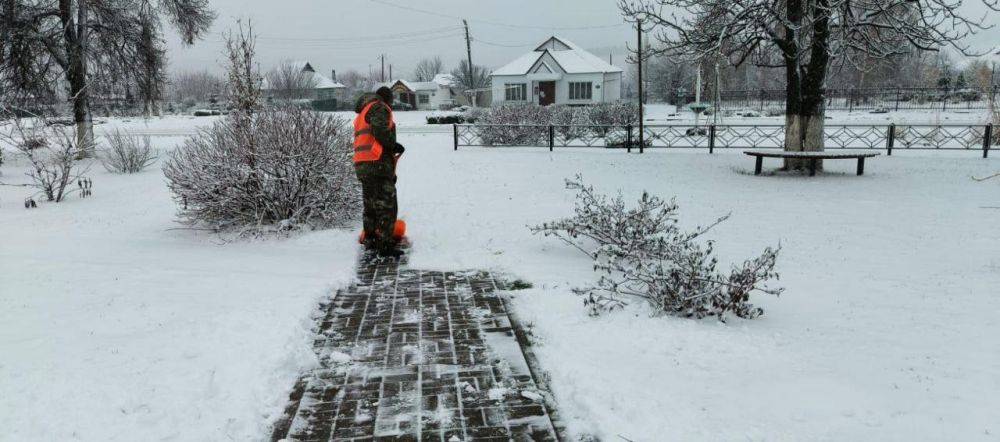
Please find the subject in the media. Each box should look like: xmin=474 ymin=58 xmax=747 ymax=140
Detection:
xmin=569 ymin=82 xmax=593 ymax=100
xmin=505 ymin=83 xmax=527 ymax=101
xmin=418 ymin=94 xmax=430 ymax=104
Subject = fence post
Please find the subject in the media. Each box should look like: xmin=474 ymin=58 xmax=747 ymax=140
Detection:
xmin=984 ymin=123 xmax=993 ymax=159
xmin=759 ymin=90 xmax=765 ymax=112
xmin=942 ymin=89 xmax=948 ymax=111
xmin=895 ymin=88 xmax=901 ymax=112
xmin=886 ymin=123 xmax=895 ymax=156
xmin=626 ymin=124 xmax=633 ymax=153
xmin=453 ymin=124 xmax=459 ymax=151
xmin=548 ymin=125 xmax=554 ymax=152
xmin=639 ymin=123 xmax=645 ymax=154
xmin=708 ymin=124 xmax=716 ymax=154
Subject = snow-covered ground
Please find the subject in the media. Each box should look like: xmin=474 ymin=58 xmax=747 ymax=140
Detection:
xmin=75 ymin=105 xmax=996 ymax=140
xmin=2 ymin=111 xmax=999 ymax=441
xmin=398 ymin=136 xmax=1000 ymax=441
xmin=0 ymin=141 xmax=358 ymax=440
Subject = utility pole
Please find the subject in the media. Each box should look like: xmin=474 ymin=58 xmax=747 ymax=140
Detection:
xmin=389 ymin=64 xmax=393 ymax=81
xmin=636 ymin=19 xmax=644 ymax=153
xmin=381 ymin=54 xmax=385 ymax=82
xmin=463 ymin=19 xmax=473 ymax=89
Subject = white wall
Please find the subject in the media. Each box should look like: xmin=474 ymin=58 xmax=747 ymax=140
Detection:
xmin=492 ymin=72 xmax=621 ymax=106
xmin=428 ymin=86 xmax=457 ymax=110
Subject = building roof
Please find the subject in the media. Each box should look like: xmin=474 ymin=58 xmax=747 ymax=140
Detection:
xmin=388 ymin=74 xmax=455 ymax=92
xmin=262 ymin=61 xmax=346 ymax=90
xmin=491 ymin=36 xmax=623 ymax=76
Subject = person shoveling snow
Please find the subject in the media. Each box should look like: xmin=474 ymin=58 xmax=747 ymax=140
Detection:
xmin=353 ymin=86 xmax=408 ymax=258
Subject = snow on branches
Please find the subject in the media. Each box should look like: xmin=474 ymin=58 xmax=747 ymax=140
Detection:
xmin=99 ymin=130 xmax=157 ymax=174
xmin=162 ymin=25 xmax=358 ymax=232
xmin=162 ymin=104 xmax=359 ymax=232
xmin=0 ymin=117 xmax=92 ymax=203
xmin=475 ymin=103 xmax=640 ymax=146
xmin=532 ymin=177 xmax=783 ymax=321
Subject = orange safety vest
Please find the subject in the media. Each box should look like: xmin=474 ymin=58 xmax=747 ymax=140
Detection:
xmin=353 ymin=100 xmax=395 ymax=163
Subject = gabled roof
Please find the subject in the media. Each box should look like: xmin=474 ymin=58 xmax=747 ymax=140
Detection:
xmin=389 ymin=75 xmax=455 ymax=92
xmin=491 ymin=36 xmax=623 ymax=76
xmin=262 ymin=61 xmax=346 ymax=90
xmin=311 ymin=72 xmax=345 ymax=89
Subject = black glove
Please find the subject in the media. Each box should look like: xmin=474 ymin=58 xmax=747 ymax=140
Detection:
xmin=394 ymin=142 xmax=405 ymax=155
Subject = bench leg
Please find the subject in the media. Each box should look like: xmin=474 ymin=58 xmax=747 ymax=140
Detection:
xmin=809 ymin=158 xmax=817 ymax=176
xmin=857 ymin=157 xmax=865 ymax=175
xmin=754 ymin=156 xmax=763 ymax=175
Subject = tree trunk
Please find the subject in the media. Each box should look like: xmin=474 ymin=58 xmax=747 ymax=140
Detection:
xmin=782 ymin=0 xmax=832 ymax=171
xmin=60 ymin=0 xmax=94 ymax=156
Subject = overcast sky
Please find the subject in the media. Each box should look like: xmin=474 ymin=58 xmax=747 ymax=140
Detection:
xmin=165 ymin=0 xmax=635 ymax=79
xmin=164 ymin=0 xmax=1000 ymax=80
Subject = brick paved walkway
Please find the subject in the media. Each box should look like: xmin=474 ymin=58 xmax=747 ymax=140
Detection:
xmin=271 ymin=254 xmax=558 ymax=441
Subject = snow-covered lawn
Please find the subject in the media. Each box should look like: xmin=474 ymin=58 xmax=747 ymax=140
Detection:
xmin=0 ymin=142 xmax=357 ymax=440
xmin=397 ymin=136 xmax=1000 ymax=441
xmin=2 ymin=114 xmax=998 ymax=441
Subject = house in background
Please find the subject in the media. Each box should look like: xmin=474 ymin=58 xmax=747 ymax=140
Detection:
xmin=387 ymin=74 xmax=460 ymax=110
xmin=490 ymin=36 xmax=623 ymax=106
xmin=262 ymin=61 xmax=347 ymax=103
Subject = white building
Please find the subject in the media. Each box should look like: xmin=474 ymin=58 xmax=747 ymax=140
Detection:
xmin=490 ymin=36 xmax=623 ymax=106
xmin=388 ymin=74 xmax=460 ymax=110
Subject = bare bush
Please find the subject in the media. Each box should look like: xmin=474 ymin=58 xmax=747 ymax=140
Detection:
xmin=163 ymin=105 xmax=359 ymax=230
xmin=532 ymin=177 xmax=782 ymax=321
xmin=475 ymin=103 xmax=640 ymax=145
xmin=0 ymin=118 xmax=91 ymax=202
xmin=476 ymin=104 xmax=552 ymax=146
xmin=99 ymin=130 xmax=157 ymax=173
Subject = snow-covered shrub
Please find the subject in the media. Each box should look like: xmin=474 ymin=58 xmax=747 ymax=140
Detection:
xmin=163 ymin=105 xmax=359 ymax=230
xmin=475 ymin=104 xmax=551 ymax=146
xmin=463 ymin=107 xmax=485 ymax=123
xmin=426 ymin=113 xmax=464 ymax=124
xmin=587 ymin=101 xmax=639 ymax=127
xmin=474 ymin=102 xmax=638 ymax=145
xmin=99 ymin=130 xmax=157 ymax=173
xmin=550 ymin=105 xmax=579 ymax=139
xmin=0 ymin=119 xmax=91 ymax=202
xmin=532 ymin=177 xmax=783 ymax=321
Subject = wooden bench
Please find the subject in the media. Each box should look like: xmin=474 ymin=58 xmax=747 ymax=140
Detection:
xmin=744 ymin=150 xmax=882 ymax=176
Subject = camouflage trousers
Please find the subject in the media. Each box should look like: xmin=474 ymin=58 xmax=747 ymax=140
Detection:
xmin=355 ymin=161 xmax=398 ymax=250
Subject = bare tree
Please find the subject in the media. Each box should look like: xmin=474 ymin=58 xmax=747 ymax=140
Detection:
xmin=450 ymin=59 xmax=490 ymax=90
xmin=225 ymin=22 xmax=262 ymax=116
xmin=338 ymin=68 xmax=383 ymax=101
xmin=0 ymin=0 xmax=215 ymax=155
xmin=412 ymin=56 xmax=444 ymax=82
xmin=621 ymin=0 xmax=999 ymax=170
xmin=168 ymin=69 xmax=225 ymax=105
xmin=266 ymin=60 xmax=318 ymax=101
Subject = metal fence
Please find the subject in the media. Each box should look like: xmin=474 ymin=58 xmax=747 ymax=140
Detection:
xmin=673 ymin=87 xmax=999 ymax=112
xmin=453 ymin=123 xmax=996 ymax=157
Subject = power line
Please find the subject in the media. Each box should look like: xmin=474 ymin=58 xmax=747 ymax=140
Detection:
xmin=472 ymin=37 xmax=534 ymax=48
xmin=369 ymin=0 xmax=628 ymax=31
xmin=252 ymin=26 xmax=461 ymax=43
xmin=211 ymin=31 xmax=464 ymax=50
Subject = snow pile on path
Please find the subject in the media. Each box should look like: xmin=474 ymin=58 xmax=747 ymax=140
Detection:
xmin=0 ymin=145 xmax=358 ymax=440
xmin=394 ymin=133 xmax=1000 ymax=441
